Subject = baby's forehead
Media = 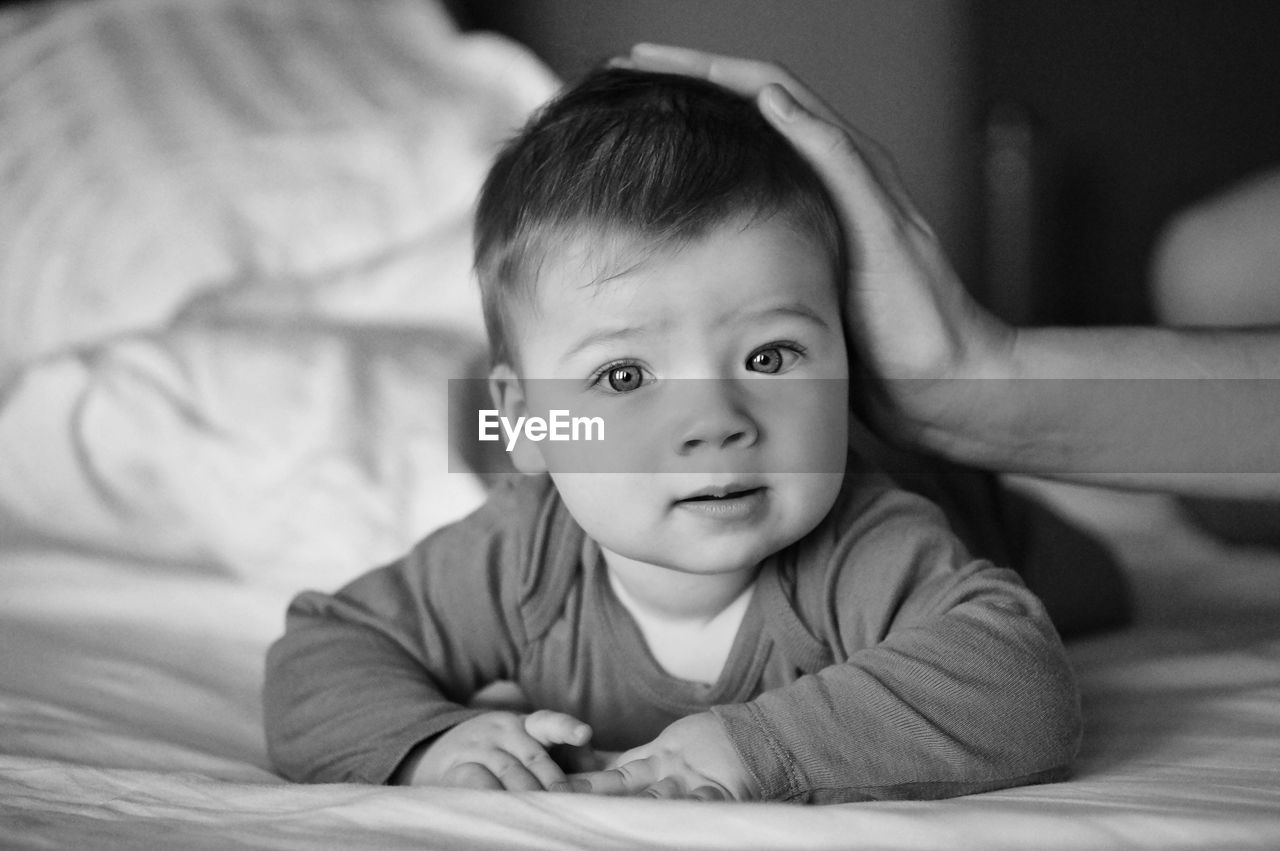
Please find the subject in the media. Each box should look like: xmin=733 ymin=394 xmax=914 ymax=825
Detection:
xmin=512 ymin=232 xmax=663 ymax=343
xmin=536 ymin=227 xmax=657 ymax=289
xmin=529 ymin=215 xmax=835 ymax=297
xmin=508 ymin=215 xmax=841 ymax=357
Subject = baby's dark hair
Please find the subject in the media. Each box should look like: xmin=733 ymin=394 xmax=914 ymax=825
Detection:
xmin=474 ymin=67 xmax=843 ymax=367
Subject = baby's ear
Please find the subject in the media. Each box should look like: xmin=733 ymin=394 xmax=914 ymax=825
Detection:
xmin=488 ymin=364 xmax=548 ymax=475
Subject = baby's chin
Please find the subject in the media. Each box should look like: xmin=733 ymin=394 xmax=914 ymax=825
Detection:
xmin=608 ymin=529 xmax=811 ymax=577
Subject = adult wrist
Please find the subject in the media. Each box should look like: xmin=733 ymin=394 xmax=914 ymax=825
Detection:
xmin=880 ymin=319 xmax=1022 ymax=467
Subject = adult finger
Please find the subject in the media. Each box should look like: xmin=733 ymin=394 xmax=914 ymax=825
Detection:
xmin=765 ymin=84 xmax=925 ymax=232
xmin=619 ymin=44 xmax=916 ymax=221
xmin=619 ymin=43 xmax=840 ymax=123
xmin=755 ymin=84 xmax=906 ymax=257
xmin=523 ymin=710 xmax=592 ymax=748
xmin=689 ymin=785 xmax=728 ymax=802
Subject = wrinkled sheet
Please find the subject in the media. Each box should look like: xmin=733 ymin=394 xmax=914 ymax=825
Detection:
xmin=5 ymin=486 xmax=1280 ymax=850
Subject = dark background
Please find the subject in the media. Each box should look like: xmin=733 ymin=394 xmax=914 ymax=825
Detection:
xmin=976 ymin=0 xmax=1280 ymax=326
xmin=462 ymin=0 xmax=1280 ymax=327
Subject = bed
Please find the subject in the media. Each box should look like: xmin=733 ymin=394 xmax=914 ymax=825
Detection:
xmin=3 ymin=1 xmax=1280 ymax=848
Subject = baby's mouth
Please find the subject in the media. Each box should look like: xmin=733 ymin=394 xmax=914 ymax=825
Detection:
xmin=676 ymin=485 xmax=765 ymax=504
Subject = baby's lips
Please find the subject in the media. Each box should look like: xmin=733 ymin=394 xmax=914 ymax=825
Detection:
xmin=677 ymin=482 xmax=763 ymax=502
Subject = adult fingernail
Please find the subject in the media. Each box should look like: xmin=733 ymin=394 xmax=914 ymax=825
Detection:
xmin=762 ymin=85 xmax=797 ymax=121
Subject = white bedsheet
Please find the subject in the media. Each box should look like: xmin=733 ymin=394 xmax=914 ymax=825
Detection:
xmin=4 ymin=487 xmax=1280 ymax=849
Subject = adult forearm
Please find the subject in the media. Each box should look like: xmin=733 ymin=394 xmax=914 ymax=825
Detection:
xmin=905 ymin=326 xmax=1280 ymax=498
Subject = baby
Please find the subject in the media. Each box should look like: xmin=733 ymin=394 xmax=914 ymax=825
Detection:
xmin=263 ymin=69 xmax=1080 ymax=804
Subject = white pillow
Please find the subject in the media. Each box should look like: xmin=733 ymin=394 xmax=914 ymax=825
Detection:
xmin=0 ymin=0 xmax=559 ymax=583
xmin=0 ymin=0 xmax=557 ymax=368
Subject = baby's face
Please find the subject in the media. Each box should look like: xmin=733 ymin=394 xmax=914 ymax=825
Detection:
xmin=504 ymin=216 xmax=848 ymax=578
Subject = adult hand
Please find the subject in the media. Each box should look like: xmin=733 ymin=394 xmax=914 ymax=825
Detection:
xmin=619 ymin=46 xmax=1280 ymax=497
xmin=556 ymin=713 xmax=758 ymax=801
xmin=398 ymin=709 xmax=591 ymax=790
xmin=616 ymin=44 xmax=1014 ymax=418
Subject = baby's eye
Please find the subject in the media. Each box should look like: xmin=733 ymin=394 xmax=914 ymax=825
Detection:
xmin=592 ymin=362 xmax=651 ymax=394
xmin=745 ymin=344 xmax=803 ymax=375
xmin=607 ymin=365 xmax=643 ymax=392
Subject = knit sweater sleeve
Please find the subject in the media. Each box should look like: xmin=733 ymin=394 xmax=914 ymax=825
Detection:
xmin=711 ymin=484 xmax=1082 ymax=803
xmin=262 ymin=476 xmax=554 ymax=785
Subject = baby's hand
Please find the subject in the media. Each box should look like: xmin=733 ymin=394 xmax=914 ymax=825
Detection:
xmin=557 ymin=713 xmax=759 ymax=801
xmin=399 ymin=710 xmax=591 ymax=790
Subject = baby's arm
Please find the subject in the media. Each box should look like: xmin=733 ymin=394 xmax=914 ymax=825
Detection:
xmin=263 ymin=480 xmax=552 ymax=786
xmin=569 ymin=486 xmax=1078 ymax=803
xmin=716 ymin=488 xmax=1080 ymax=803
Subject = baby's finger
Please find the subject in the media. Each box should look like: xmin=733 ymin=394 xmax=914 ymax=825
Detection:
xmin=486 ymin=730 xmax=568 ymax=790
xmin=641 ymin=776 xmax=686 ymax=800
xmin=440 ymin=761 xmax=503 ymax=791
xmin=563 ymin=759 xmax=659 ymax=796
xmin=523 ymin=710 xmax=592 ymax=748
xmin=595 ymin=749 xmax=625 ymax=770
xmin=515 ymin=744 xmax=570 ymax=791
xmin=690 ymin=785 xmax=728 ymax=802
xmin=485 ymin=750 xmax=548 ymax=793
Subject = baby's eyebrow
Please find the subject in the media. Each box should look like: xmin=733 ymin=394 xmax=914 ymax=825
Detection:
xmin=558 ymin=304 xmax=829 ymax=366
xmin=732 ymin=303 xmax=833 ymax=328
xmin=561 ymin=325 xmax=654 ymax=362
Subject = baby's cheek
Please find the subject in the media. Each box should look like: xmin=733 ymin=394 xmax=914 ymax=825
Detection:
xmin=546 ymin=473 xmax=648 ymax=542
xmin=783 ymin=472 xmax=845 ymax=538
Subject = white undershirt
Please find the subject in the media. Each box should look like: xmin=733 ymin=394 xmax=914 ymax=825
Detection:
xmin=607 ymin=570 xmax=756 ymax=686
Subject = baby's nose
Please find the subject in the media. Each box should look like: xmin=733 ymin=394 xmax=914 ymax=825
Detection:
xmin=672 ymin=383 xmax=760 ymax=454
